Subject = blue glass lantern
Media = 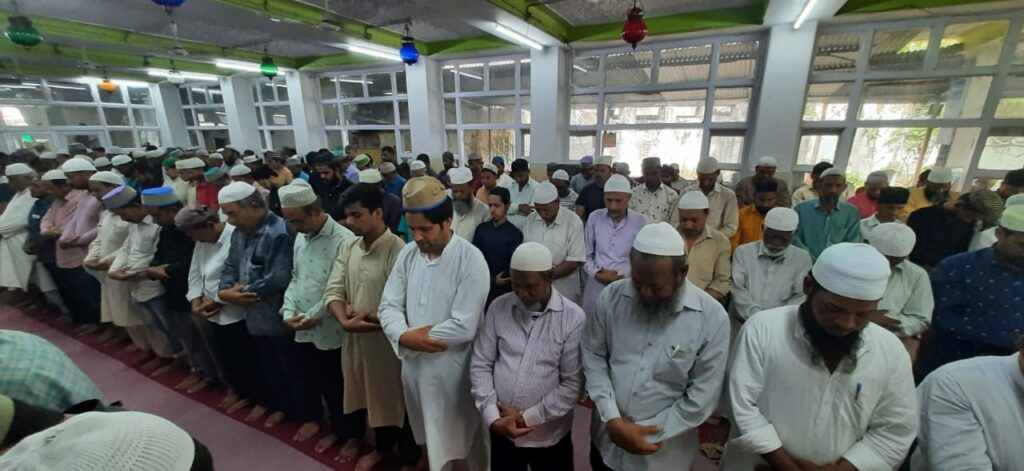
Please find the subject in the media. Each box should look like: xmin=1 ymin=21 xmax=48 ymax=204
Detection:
xmin=151 ymin=0 xmax=186 ymax=6
xmin=399 ymin=36 xmax=419 ymax=66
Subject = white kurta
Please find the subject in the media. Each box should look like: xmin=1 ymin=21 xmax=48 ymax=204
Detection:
xmin=84 ymin=211 xmax=147 ymax=327
xmin=911 ymin=353 xmax=1023 ymax=470
xmin=379 ymin=235 xmax=490 ymax=471
xmin=724 ymin=305 xmax=918 ymax=471
xmin=0 ymin=190 xmax=37 ymax=290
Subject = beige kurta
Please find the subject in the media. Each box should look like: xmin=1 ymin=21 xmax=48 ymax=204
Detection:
xmin=84 ymin=210 xmax=149 ymax=327
xmin=323 ymin=230 xmax=407 ymax=428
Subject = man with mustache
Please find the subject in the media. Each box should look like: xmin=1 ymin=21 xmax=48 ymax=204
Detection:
xmin=792 ymin=167 xmax=861 ymax=260
xmin=731 ymin=179 xmax=780 ymax=250
xmin=677 ymin=158 xmax=737 ymax=236
xmin=859 ymin=187 xmax=909 ymax=242
xmin=583 ymin=222 xmax=730 ymax=471
xmin=448 ymin=167 xmax=490 ymax=241
xmin=900 ymin=166 xmax=959 ymax=220
xmin=734 ymin=156 xmax=791 ymax=209
xmin=724 ymin=243 xmax=917 ymax=471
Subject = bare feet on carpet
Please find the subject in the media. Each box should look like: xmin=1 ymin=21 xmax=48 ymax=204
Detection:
xmin=225 ymin=397 xmax=250 ymax=414
xmin=314 ymin=434 xmax=337 ymax=454
xmin=263 ymin=411 xmax=286 ymax=428
xmin=139 ymin=355 xmax=164 ymax=371
xmin=336 ymin=438 xmax=363 ymax=462
xmin=174 ymin=373 xmax=203 ymax=391
xmin=76 ymin=324 xmax=99 ymax=336
xmin=218 ymin=391 xmax=241 ymax=409
xmin=293 ymin=421 xmax=320 ymax=442
xmin=120 ymin=343 xmax=141 ymax=354
xmin=355 ymin=450 xmax=384 ymax=471
xmin=151 ymin=358 xmax=185 ymax=378
xmin=94 ymin=327 xmax=114 ymax=343
xmin=186 ymin=378 xmax=212 ymax=394
xmin=244 ymin=404 xmax=267 ymax=422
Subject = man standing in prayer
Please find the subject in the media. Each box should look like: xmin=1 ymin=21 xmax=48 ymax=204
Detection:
xmin=734 ymin=156 xmax=791 ymax=208
xmin=378 ymin=177 xmax=490 ymax=471
xmin=661 ymin=163 xmax=688 ymax=193
xmin=39 ymin=169 xmax=97 ymax=327
xmin=570 ymin=155 xmax=595 ymax=194
xmin=229 ymin=165 xmax=270 ymax=202
xmin=730 ymin=207 xmax=811 ymax=333
xmin=264 ymin=151 xmax=293 ymax=188
xmin=848 ymin=170 xmax=888 ymax=218
xmin=472 ymin=186 xmax=523 ymax=307
xmin=916 ymin=205 xmax=1024 ymax=380
xmin=521 ymin=181 xmax=586 ymax=304
xmin=217 ymin=182 xmax=296 ymax=426
xmin=859 ymin=187 xmax=908 ymax=242
xmin=792 ymin=167 xmax=861 ymax=260
xmin=448 ymin=167 xmax=490 ymax=241
xmin=908 ymin=190 xmax=1001 ymax=270
xmin=730 ymin=179 xmax=779 ymax=251
xmin=25 ymin=174 xmax=63 ymax=313
xmin=865 ymin=223 xmax=933 ymax=363
xmin=584 ymin=222 xmax=730 ymax=471
xmin=970 ymin=193 xmax=1024 ymax=250
xmin=550 ymin=170 xmax=578 ymax=212
xmin=629 ymin=157 xmax=677 ymax=224
xmin=175 ymin=157 xmax=206 ymax=206
xmin=996 ymin=168 xmax=1024 ymax=201
xmin=359 ymin=169 xmax=404 ymax=235
xmin=278 ymin=184 xmax=365 ymax=456
xmin=901 ymin=166 xmax=958 ymax=220
xmin=581 ymin=174 xmax=647 ymax=316
xmin=165 ymin=157 xmax=189 ymax=203
xmin=381 ymin=162 xmax=407 ymax=197
xmin=474 ymin=163 xmax=500 ymax=203
xmin=0 ymin=164 xmax=38 ymax=299
xmin=409 ymin=160 xmax=428 ymax=179
xmin=470 ymin=242 xmax=585 ymax=470
xmin=678 ymin=158 xmax=738 ymax=237
xmin=310 ymin=152 xmax=354 ymax=221
xmin=675 ymin=192 xmax=732 ymax=302
xmin=492 ymin=156 xmax=515 ymax=189
xmin=791 ymin=162 xmax=833 ymax=207
xmin=466 ymin=153 xmax=484 ymax=191
xmin=438 ymin=151 xmax=456 ymax=187
xmin=575 ymin=155 xmax=615 ymax=221
xmin=724 ymin=243 xmax=917 ymax=470
xmin=324 ymin=184 xmax=420 ymax=470
xmin=57 ymin=157 xmax=103 ymax=327
xmin=507 ymin=159 xmax=537 ymax=228
xmin=912 ymin=334 xmax=1024 ymax=470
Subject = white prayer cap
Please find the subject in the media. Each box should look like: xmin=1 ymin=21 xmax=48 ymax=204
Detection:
xmin=614 ymin=162 xmax=629 ymax=173
xmin=865 ymin=170 xmax=889 ymax=184
xmin=218 ymin=181 xmax=256 ymax=205
xmin=811 ymin=243 xmax=891 ymax=301
xmin=144 ymin=149 xmax=165 ymax=159
xmin=209 ymin=152 xmax=224 ymax=161
xmin=89 ymin=171 xmax=124 ymax=186
xmin=532 ymin=181 xmax=558 ymax=205
xmin=229 ymin=164 xmax=251 ymax=177
xmin=604 ymin=174 xmax=632 ymax=194
xmin=41 ymin=170 xmax=66 ymax=181
xmin=278 ymin=184 xmax=317 ymax=209
xmin=449 ymin=167 xmax=473 ymax=185
xmin=633 ymin=222 xmax=685 ymax=257
xmin=379 ymin=162 xmax=397 ymax=174
xmin=93 ymin=157 xmax=111 ymax=168
xmin=764 ymin=207 xmax=799 ymax=232
xmin=177 ymin=158 xmax=205 ymax=170
xmin=696 ymin=157 xmax=719 ymax=174
xmin=289 ymin=178 xmax=311 ymax=188
xmin=61 ymin=157 xmax=96 ymax=173
xmin=594 ymin=155 xmax=614 ymax=168
xmin=927 ymin=167 xmax=953 ymax=184
xmin=551 ymin=169 xmax=569 ymax=182
xmin=510 ymin=242 xmax=554 ymax=272
xmin=677 ymin=191 xmax=709 ymax=210
xmin=999 ymin=205 xmax=1024 ymax=232
xmin=5 ymin=163 xmax=34 ymax=177
xmin=820 ymin=167 xmax=845 ymax=179
xmin=107 ymin=146 xmax=124 ymax=154
xmin=359 ymin=169 xmax=383 ymax=184
xmin=130 ymin=150 xmax=147 ymax=160
xmin=482 ymin=163 xmax=499 ymax=175
xmin=111 ymin=155 xmax=132 ymax=166
xmin=410 ymin=160 xmax=426 ymax=171
xmin=40 ymin=151 xmax=57 ymax=160
xmin=867 ymin=222 xmax=915 ymax=258
xmin=1006 ymin=193 xmax=1024 ymax=207
xmin=55 ymin=148 xmax=69 ymax=156
xmin=225 ymin=144 xmax=238 ymax=151
xmin=242 ymin=155 xmax=259 ymax=165
xmin=755 ymin=156 xmax=778 ymax=168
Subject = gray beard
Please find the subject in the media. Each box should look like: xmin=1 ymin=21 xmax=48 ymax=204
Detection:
xmin=635 ymin=284 xmax=684 ymax=317
xmin=453 ymin=199 xmax=470 ymax=214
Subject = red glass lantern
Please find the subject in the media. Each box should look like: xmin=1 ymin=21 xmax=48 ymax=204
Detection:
xmin=621 ymin=6 xmax=647 ymax=50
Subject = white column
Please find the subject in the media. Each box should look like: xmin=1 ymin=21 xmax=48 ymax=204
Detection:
xmin=528 ymin=47 xmax=570 ymax=164
xmin=406 ymin=57 xmax=446 ymax=163
xmin=152 ymin=82 xmax=190 ymax=147
xmin=748 ymin=23 xmax=818 ymax=180
xmin=220 ymin=75 xmax=261 ymax=150
xmin=285 ymin=70 xmax=326 ymax=152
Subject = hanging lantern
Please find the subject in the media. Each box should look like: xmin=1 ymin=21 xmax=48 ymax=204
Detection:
xmin=620 ymin=5 xmax=647 ymax=50
xmin=260 ymin=55 xmax=279 ymax=80
xmin=5 ymin=16 xmax=43 ymax=49
xmin=99 ymin=79 xmax=118 ymax=93
xmin=399 ymin=36 xmax=420 ymax=65
xmin=151 ymin=0 xmax=186 ymax=14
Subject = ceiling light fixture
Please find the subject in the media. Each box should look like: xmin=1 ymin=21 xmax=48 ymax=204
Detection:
xmin=494 ymin=23 xmax=543 ymax=51
xmin=4 ymin=16 xmax=42 ymax=49
xmin=147 ymin=68 xmax=218 ymax=82
xmin=793 ymin=0 xmax=819 ymax=30
xmin=260 ymin=49 xmax=279 ymax=80
xmin=621 ymin=1 xmax=647 ymax=50
xmin=214 ymin=58 xmax=263 ymax=73
xmin=341 ymin=44 xmax=403 ymax=62
xmin=573 ymin=64 xmax=587 ymax=73
xmin=77 ymin=76 xmax=151 ymax=88
xmin=399 ymin=21 xmax=420 ymax=66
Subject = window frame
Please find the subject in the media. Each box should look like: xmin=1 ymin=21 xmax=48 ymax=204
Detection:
xmin=317 ymin=65 xmax=411 ymax=158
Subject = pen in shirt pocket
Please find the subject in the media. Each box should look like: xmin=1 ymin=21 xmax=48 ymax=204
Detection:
xmin=855 ymin=382 xmax=862 ymax=401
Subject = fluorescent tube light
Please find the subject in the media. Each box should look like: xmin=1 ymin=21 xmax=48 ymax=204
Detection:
xmin=793 ymin=0 xmax=818 ymax=30
xmin=147 ymin=69 xmax=219 ymax=81
xmin=214 ymin=59 xmax=263 ymax=72
xmin=494 ymin=24 xmax=543 ymax=51
xmin=573 ymin=64 xmax=587 ymax=73
xmin=342 ymin=44 xmax=402 ymax=62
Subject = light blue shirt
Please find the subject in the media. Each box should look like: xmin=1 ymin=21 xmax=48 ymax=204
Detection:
xmin=282 ymin=217 xmax=354 ymax=350
xmin=792 ymin=199 xmax=861 ymax=260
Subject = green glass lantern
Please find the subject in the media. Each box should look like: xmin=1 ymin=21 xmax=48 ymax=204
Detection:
xmin=260 ymin=55 xmax=278 ymax=80
xmin=5 ymin=16 xmax=42 ymax=48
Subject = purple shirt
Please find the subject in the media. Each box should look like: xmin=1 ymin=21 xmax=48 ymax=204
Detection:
xmin=56 ymin=191 xmax=100 ymax=268
xmin=582 ymin=209 xmax=647 ymax=315
xmin=469 ymin=289 xmax=586 ymax=448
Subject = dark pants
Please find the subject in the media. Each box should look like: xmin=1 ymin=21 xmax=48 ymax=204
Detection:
xmin=141 ymin=296 xmax=216 ymax=379
xmin=251 ymin=334 xmax=304 ymax=415
xmin=590 ymin=443 xmax=615 ymax=471
xmin=490 ymin=431 xmax=573 ymax=471
xmin=290 ymin=342 xmax=365 ymax=438
xmin=53 ymin=266 xmax=100 ymax=324
xmin=210 ymin=321 xmax=262 ymax=399
xmin=375 ymin=415 xmax=421 ymax=465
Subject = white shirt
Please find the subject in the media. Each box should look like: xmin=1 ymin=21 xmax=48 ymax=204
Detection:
xmin=452 ymin=197 xmax=489 ymax=242
xmin=878 ymin=261 xmax=933 ymax=337
xmin=507 ymin=178 xmax=538 ymax=228
xmin=859 ymin=215 xmax=902 ymax=243
xmin=0 ymin=190 xmax=37 ymax=290
xmin=676 ymin=184 xmax=739 ymax=237
xmin=497 ymin=172 xmax=514 ymax=189
xmin=519 ymin=207 xmax=586 ymax=303
xmin=911 ymin=354 xmax=1023 ymax=470
xmin=968 ymin=226 xmax=997 ymax=251
xmin=186 ymin=224 xmax=243 ymax=325
xmin=729 ymin=242 xmax=811 ymax=323
xmin=725 ymin=305 xmax=918 ymax=471
xmin=109 ymin=216 xmax=165 ymax=303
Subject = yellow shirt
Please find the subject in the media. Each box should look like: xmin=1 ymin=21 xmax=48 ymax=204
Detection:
xmin=900 ymin=187 xmax=960 ymax=221
xmin=268 ymin=166 xmax=293 ymax=188
xmin=683 ymin=226 xmax=732 ymax=295
xmin=731 ymin=205 xmax=765 ymax=251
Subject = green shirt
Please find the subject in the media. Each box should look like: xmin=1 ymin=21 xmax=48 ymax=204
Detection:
xmin=792 ymin=199 xmax=861 ymax=260
xmin=281 ymin=217 xmax=354 ymax=350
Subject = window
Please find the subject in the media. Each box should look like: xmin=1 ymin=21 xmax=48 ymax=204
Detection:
xmin=319 ymin=67 xmax=409 ymax=160
xmin=803 ymin=13 xmax=1024 ymax=189
xmin=251 ymin=77 xmax=295 ymax=150
xmin=569 ymin=35 xmax=763 ymax=178
xmin=442 ymin=57 xmax=530 ymax=162
xmin=179 ymin=83 xmax=229 ymax=149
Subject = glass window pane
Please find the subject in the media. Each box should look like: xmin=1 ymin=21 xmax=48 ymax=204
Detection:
xmin=708 ymin=134 xmax=744 ymax=164
xmin=712 ymin=87 xmax=751 ymax=123
xmin=190 ymin=88 xmax=208 ymax=105
xmin=401 ymin=129 xmax=412 ymax=154
xmin=399 ymin=101 xmax=410 ymax=125
xmin=570 ymin=94 xmax=599 ymax=126
xmin=321 ymin=103 xmax=340 ymax=126
xmin=488 ymin=60 xmax=516 ymax=91
xmin=869 ymin=27 xmax=930 ymax=71
xmin=463 ymin=129 xmax=515 ymax=159
xmin=48 ymin=81 xmax=93 ymax=102
xmin=178 ymin=87 xmax=189 ymax=106
xmin=209 ymin=87 xmax=224 ymax=105
xmin=255 ymin=107 xmax=263 ymax=127
xmin=260 ymin=82 xmax=275 ymax=102
xmin=259 ymin=132 xmax=269 ymax=151
xmin=797 ymin=133 xmax=839 ymax=166
xmin=319 ymin=77 xmax=337 ymax=100
xmin=188 ymin=130 xmax=199 ymax=147
xmin=523 ymin=130 xmax=530 ymax=158
xmin=395 ymin=70 xmax=407 ymax=95
xmin=602 ymin=129 xmax=704 ymax=177
xmin=348 ymin=130 xmax=396 ymax=154
xmin=0 ymin=81 xmax=46 ymax=101
xmin=444 ymin=98 xmax=457 ymax=125
xmin=995 ymin=73 xmax=1024 ymax=119
xmin=251 ymin=83 xmax=260 ymax=102
xmin=97 ymin=86 xmax=123 ymax=104
xmin=520 ymin=60 xmax=531 ymax=89
xmin=937 ymin=21 xmax=1007 ymax=69
xmin=47 ymin=106 xmax=102 ymax=126
xmin=812 ymin=32 xmax=860 ymax=75
xmin=605 ymin=51 xmax=653 ymax=87
xmin=458 ymin=63 xmax=485 ymax=92
xmin=849 ymin=127 xmax=979 ymax=187
xmin=109 ymin=130 xmax=134 ymax=148
xmin=804 ymin=82 xmax=852 ymax=121
xmin=521 ymin=95 xmax=530 ymax=125
xmin=978 ymin=128 xmax=1024 ymax=170
xmin=128 ymin=86 xmax=152 ymax=105
xmin=658 ymin=45 xmax=711 ymax=84
xmin=264 ymin=105 xmax=292 ymax=126
xmin=183 ymin=110 xmax=195 ymax=127
xmin=342 ymin=102 xmax=395 ymax=126
xmin=717 ymin=41 xmax=758 ymax=80
xmin=67 ymin=133 xmax=102 ymax=149
xmin=366 ymin=72 xmax=393 ymax=97
xmin=195 ymin=109 xmax=227 ymax=127
xmin=442 ymin=67 xmax=457 ymax=93
xmin=200 ymin=129 xmax=231 ymax=150
xmin=104 ymin=107 xmax=131 ymax=126
xmin=268 ymin=130 xmax=295 ymax=149
xmin=605 ymin=90 xmax=707 ymax=125
xmin=336 ymin=76 xmax=364 ymax=99
xmin=569 ymin=132 xmax=596 ymax=159
xmin=276 ymin=82 xmax=289 ymax=102
xmin=572 ymin=56 xmax=601 ymax=89
xmin=137 ymin=130 xmax=160 ymax=147
xmin=133 ymin=109 xmax=157 ymax=126
xmin=326 ymin=131 xmax=344 ymax=151
xmin=446 ymin=130 xmax=459 ymax=158
xmin=859 ymin=77 xmax=992 ymax=120
xmin=460 ymin=96 xmax=517 ymax=124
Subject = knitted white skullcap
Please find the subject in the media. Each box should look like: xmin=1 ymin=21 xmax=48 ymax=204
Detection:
xmin=551 ymin=169 xmax=569 ymax=181
xmin=632 ymin=222 xmax=685 ymax=256
xmin=278 ymin=184 xmax=317 ymax=209
xmin=379 ymin=162 xmax=396 ymax=174
xmin=811 ymin=243 xmax=891 ymax=301
xmin=696 ymin=157 xmax=719 ymax=174
xmin=229 ymin=165 xmax=251 ymax=177
xmin=209 ymin=152 xmax=224 ymax=161
xmin=359 ymin=169 xmax=383 ymax=184
xmin=177 ymin=158 xmax=205 ymax=170
xmin=482 ymin=163 xmax=499 ymax=175
xmin=865 ymin=170 xmax=889 ymax=184
xmin=289 ymin=178 xmax=311 ymax=188
xmin=130 ymin=150 xmax=147 ymax=160
xmin=594 ymin=155 xmax=614 ymax=168
xmin=449 ymin=167 xmax=473 ymax=185
xmin=532 ymin=181 xmax=558 ymax=205
xmin=61 ymin=157 xmax=96 ymax=173
xmin=111 ymin=155 xmax=132 ymax=166
xmin=4 ymin=163 xmax=34 ymax=177
xmin=144 ymin=149 xmax=165 ymax=159
xmin=410 ymin=160 xmax=426 ymax=171
xmin=55 ymin=148 xmax=69 ymax=156
xmin=604 ymin=174 xmax=631 ymax=194
xmin=927 ymin=167 xmax=953 ymax=184
xmin=999 ymin=205 xmax=1024 ymax=232
xmin=218 ymin=181 xmax=256 ymax=205
xmin=41 ymin=170 xmax=66 ymax=181
xmin=764 ymin=207 xmax=799 ymax=232
xmin=242 ymin=155 xmax=259 ymax=165
xmin=868 ymin=222 xmax=915 ymax=258
xmin=677 ymin=190 xmax=709 ymax=210
xmin=89 ymin=171 xmax=124 ymax=186
xmin=509 ymin=242 xmax=554 ymax=272
xmin=93 ymin=157 xmax=111 ymax=168
xmin=756 ymin=156 xmax=778 ymax=167
xmin=40 ymin=151 xmax=57 ymax=160
xmin=820 ymin=167 xmax=845 ymax=179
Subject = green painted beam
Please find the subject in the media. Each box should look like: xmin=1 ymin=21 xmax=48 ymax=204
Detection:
xmin=837 ymin=0 xmax=996 ymax=15
xmin=488 ymin=0 xmax=571 ymax=42
xmin=295 ymin=52 xmax=385 ymax=70
xmin=569 ymin=3 xmax=767 ymax=43
xmin=0 ymin=61 xmax=155 ymax=82
xmin=426 ymin=36 xmax=514 ymax=56
xmin=0 ymin=11 xmax=295 ymax=67
xmin=0 ymin=41 xmax=222 ymax=75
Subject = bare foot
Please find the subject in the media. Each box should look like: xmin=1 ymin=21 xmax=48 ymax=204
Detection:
xmin=225 ymin=398 xmax=251 ymax=415
xmin=335 ymin=438 xmax=363 ymax=462
xmin=186 ymin=378 xmax=212 ymax=394
xmin=120 ymin=343 xmax=141 ymax=354
xmin=94 ymin=328 xmax=114 ymax=343
xmin=244 ymin=405 xmax=267 ymax=422
xmin=293 ymin=421 xmax=320 ymax=442
xmin=174 ymin=374 xmax=203 ymax=391
xmin=151 ymin=363 xmax=183 ymax=378
xmin=263 ymin=411 xmax=285 ymax=428
xmin=218 ymin=391 xmax=240 ymax=409
xmin=314 ymin=434 xmax=338 ymax=454
xmin=140 ymin=356 xmax=165 ymax=371
xmin=355 ymin=450 xmax=384 ymax=471
xmin=76 ymin=324 xmax=99 ymax=335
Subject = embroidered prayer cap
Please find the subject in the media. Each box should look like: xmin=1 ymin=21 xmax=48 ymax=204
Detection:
xmin=359 ymin=169 xmax=383 ymax=184
xmin=229 ymin=165 xmax=251 ymax=177
xmin=482 ymin=163 xmax=498 ymax=175
xmin=41 ymin=170 xmax=66 ymax=181
xmin=677 ymin=191 xmax=710 ymax=210
xmin=410 ymin=160 xmax=426 ymax=171
xmin=101 ymin=185 xmax=137 ymax=210
xmin=448 ymin=167 xmax=473 ymax=185
xmin=764 ymin=207 xmax=799 ymax=232
xmin=111 ymin=155 xmax=132 ymax=166
xmin=811 ymin=242 xmax=891 ymax=301
xmin=4 ymin=163 xmax=34 ymax=177
xmin=633 ymin=222 xmax=685 ymax=256
xmin=208 ymin=152 xmax=224 ymax=162
xmin=61 ymin=157 xmax=96 ymax=173
xmin=130 ymin=150 xmax=147 ymax=159
xmin=242 ymin=156 xmax=259 ymax=164
xmin=604 ymin=174 xmax=632 ymax=194
xmin=144 ymin=149 xmax=166 ymax=159
xmin=999 ymin=205 xmax=1024 ymax=232
xmin=93 ymin=157 xmax=111 ymax=168
xmin=865 ymin=170 xmax=889 ymax=184
xmin=551 ymin=170 xmax=570 ymax=182
xmin=174 ymin=204 xmax=217 ymax=231
xmin=533 ymin=181 xmax=558 ymax=205
xmin=278 ymin=184 xmax=317 ymax=209
xmin=510 ymin=242 xmax=553 ymax=272
xmin=467 ymin=153 xmax=482 ymax=161
xmin=403 ymin=177 xmax=447 ymax=212
xmin=868 ymin=223 xmax=916 ymax=258
xmin=641 ymin=157 xmax=661 ymax=170
xmin=178 ymin=158 xmax=205 ymax=170
xmin=218 ymin=181 xmax=256 ymax=205
xmin=594 ymin=155 xmax=614 ymax=168
xmin=289 ymin=178 xmax=311 ymax=188
xmin=141 ymin=187 xmax=180 ymax=207
xmin=927 ymin=167 xmax=954 ymax=184
xmin=203 ymin=166 xmax=228 ymax=182
xmin=579 ymin=155 xmax=594 ymax=166
xmin=819 ymin=167 xmax=845 ymax=179
xmin=354 ymin=154 xmax=371 ymax=169
xmin=755 ymin=156 xmax=778 ymax=168
xmin=88 ymin=171 xmax=124 ymax=186
xmin=379 ymin=162 xmax=396 ymax=174
xmin=161 ymin=158 xmax=176 ymax=169
xmin=696 ymin=158 xmax=719 ymax=174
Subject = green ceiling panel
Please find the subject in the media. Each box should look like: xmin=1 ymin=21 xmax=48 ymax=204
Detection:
xmin=569 ymin=3 xmax=767 ymax=43
xmin=488 ymin=0 xmax=572 ymax=42
xmin=426 ymin=36 xmax=515 ymax=56
xmin=838 ymin=0 xmax=998 ymax=15
xmin=0 ymin=41 xmax=221 ymax=75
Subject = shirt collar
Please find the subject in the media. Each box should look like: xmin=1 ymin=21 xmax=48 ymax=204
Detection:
xmin=756 ymin=241 xmax=790 ymax=260
xmin=790 ymin=305 xmax=869 ymax=362
xmin=514 ymin=289 xmax=566 ymax=317
xmin=309 ymin=217 xmax=336 ymax=241
xmin=216 ymin=224 xmax=234 ymax=245
xmin=620 ymin=278 xmax=704 ymax=314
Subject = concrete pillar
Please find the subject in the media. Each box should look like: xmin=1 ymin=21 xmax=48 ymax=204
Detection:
xmin=152 ymin=82 xmax=190 ymax=147
xmin=406 ymin=57 xmax=446 ymax=163
xmin=528 ymin=47 xmax=570 ymax=164
xmin=219 ymin=76 xmax=261 ymax=150
xmin=285 ymin=70 xmax=326 ymax=152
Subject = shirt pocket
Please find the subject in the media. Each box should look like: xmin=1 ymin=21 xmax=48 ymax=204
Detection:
xmin=652 ymin=344 xmax=697 ymax=386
